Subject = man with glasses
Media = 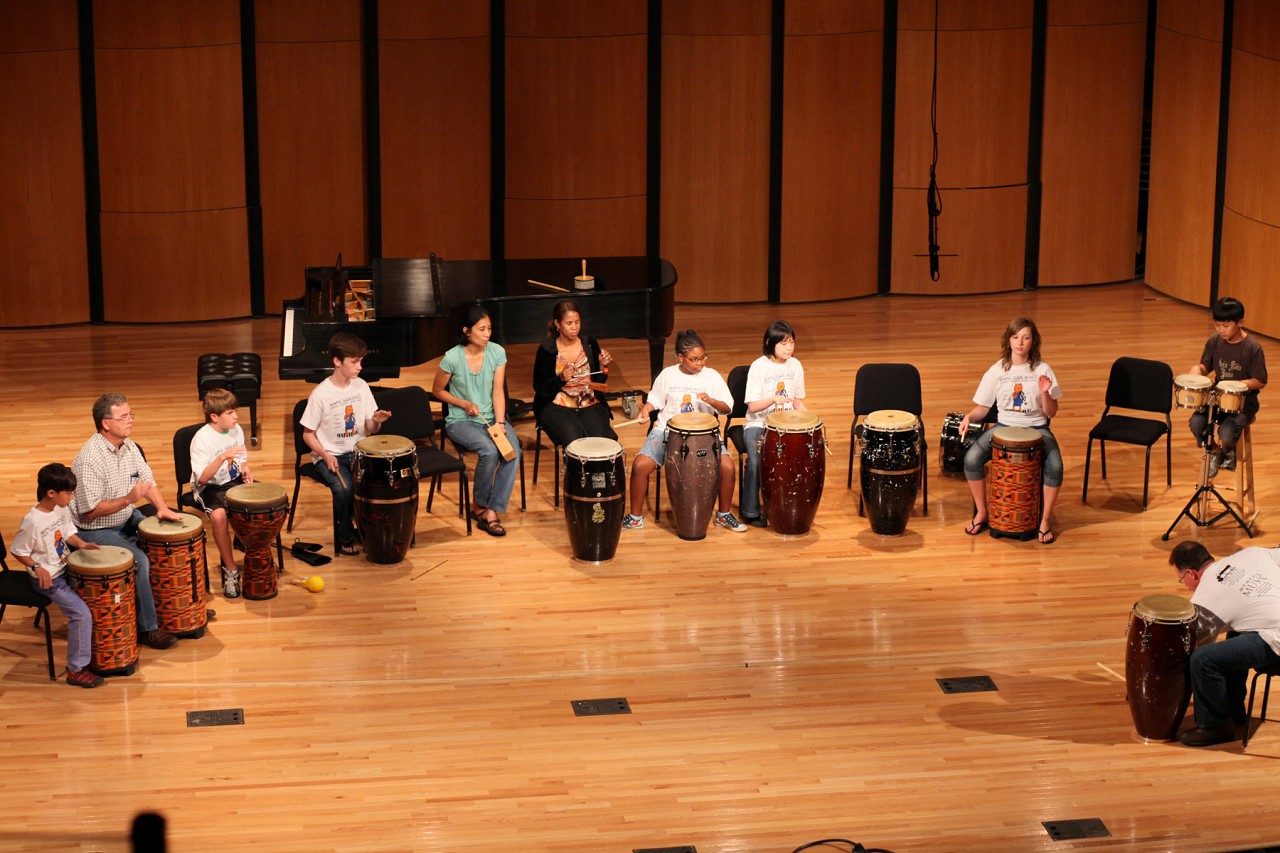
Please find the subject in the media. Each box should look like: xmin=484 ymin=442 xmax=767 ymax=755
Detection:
xmin=1167 ymin=540 xmax=1280 ymax=746
xmin=71 ymin=392 xmax=184 ymax=650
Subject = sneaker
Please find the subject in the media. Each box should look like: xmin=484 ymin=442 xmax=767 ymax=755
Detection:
xmin=140 ymin=629 xmax=178 ymax=650
xmin=743 ymin=515 xmax=768 ymax=528
xmin=1221 ymin=449 xmax=1237 ymax=471
xmin=1207 ymin=451 xmax=1222 ymax=479
xmin=622 ymin=514 xmax=645 ymax=530
xmin=65 ymin=667 xmax=104 ymax=689
xmin=715 ymin=512 xmax=748 ymax=533
xmin=222 ymin=566 xmax=241 ymax=599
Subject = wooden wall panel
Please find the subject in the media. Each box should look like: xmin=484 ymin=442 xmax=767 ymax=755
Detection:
xmin=1144 ymin=0 xmax=1222 ymax=308
xmin=1223 ymin=51 xmax=1280 ymax=226
xmin=1234 ymin=0 xmax=1280 ymax=60
xmin=0 ymin=0 xmax=89 ymax=327
xmin=380 ymin=1 xmax=489 ymax=261
xmin=661 ymin=0 xmax=771 ymax=303
xmin=1038 ymin=2 xmax=1145 ymax=287
xmin=779 ymin=0 xmax=882 ymax=302
xmin=1220 ymin=211 xmax=1280 ymax=340
xmin=94 ymin=0 xmax=248 ymax=321
xmin=892 ymin=0 xmax=1032 ymax=294
xmin=504 ymin=0 xmax=646 ymax=259
xmin=256 ymin=0 xmax=365 ymax=314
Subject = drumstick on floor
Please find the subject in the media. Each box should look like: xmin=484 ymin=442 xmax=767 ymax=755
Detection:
xmin=1096 ymin=662 xmax=1124 ymax=681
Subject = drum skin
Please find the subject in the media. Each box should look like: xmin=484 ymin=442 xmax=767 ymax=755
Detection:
xmin=354 ymin=436 xmax=419 ymax=565
xmin=860 ymin=410 xmax=920 ymax=536
xmin=67 ymin=545 xmax=138 ymax=677
xmin=138 ymin=514 xmax=208 ymax=639
xmin=760 ymin=411 xmax=825 ymax=536
xmin=939 ymin=411 xmax=981 ymax=474
xmin=226 ymin=483 xmax=290 ymax=600
xmin=664 ymin=413 xmax=722 ymax=541
xmin=988 ymin=427 xmax=1044 ymax=540
xmin=562 ymin=438 xmax=626 ymax=563
xmin=1125 ymin=594 xmax=1197 ymax=741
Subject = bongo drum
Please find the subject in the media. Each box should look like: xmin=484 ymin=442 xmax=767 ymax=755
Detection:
xmin=354 ymin=435 xmax=419 ymax=564
xmin=1172 ymin=374 xmax=1212 ymax=409
xmin=138 ymin=514 xmax=209 ymax=639
xmin=939 ymin=411 xmax=981 ymax=473
xmin=987 ymin=427 xmax=1044 ymax=540
xmin=1215 ymin=380 xmax=1248 ymax=413
xmin=760 ymin=410 xmax=827 ymax=537
xmin=66 ymin=546 xmax=138 ymax=677
xmin=1125 ymin=594 xmax=1197 ymax=741
xmin=664 ymin=412 xmax=723 ymax=541
xmin=225 ymin=483 xmax=289 ymax=600
xmin=562 ymin=437 xmax=626 ymax=562
xmin=859 ymin=409 xmax=921 ymax=536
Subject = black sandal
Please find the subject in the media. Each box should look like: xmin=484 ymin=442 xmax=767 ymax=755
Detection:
xmin=485 ymin=519 xmax=507 ymax=537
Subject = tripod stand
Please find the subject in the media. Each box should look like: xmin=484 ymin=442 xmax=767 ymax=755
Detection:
xmin=1162 ymin=404 xmax=1254 ymax=540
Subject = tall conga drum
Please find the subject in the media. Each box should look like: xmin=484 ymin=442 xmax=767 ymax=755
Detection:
xmin=562 ymin=437 xmax=626 ymax=562
xmin=1125 ymin=594 xmax=1197 ymax=741
xmin=66 ymin=546 xmax=138 ymax=677
xmin=138 ymin=514 xmax=209 ymax=639
xmin=859 ymin=409 xmax=921 ymax=536
xmin=664 ymin=412 xmax=722 ymax=541
xmin=987 ymin=427 xmax=1044 ymax=540
xmin=225 ymin=483 xmax=289 ymax=600
xmin=760 ymin=410 xmax=827 ymax=537
xmin=354 ymin=434 xmax=419 ymax=564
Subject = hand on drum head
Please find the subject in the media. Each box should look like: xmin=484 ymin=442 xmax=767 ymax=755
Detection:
xmin=156 ymin=507 xmax=184 ymax=523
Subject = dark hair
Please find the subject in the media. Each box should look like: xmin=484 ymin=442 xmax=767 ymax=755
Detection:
xmin=547 ymin=300 xmax=581 ymax=336
xmin=1169 ymin=541 xmax=1213 ymax=572
xmin=327 ymin=332 xmax=369 ymax=362
xmin=673 ymin=329 xmax=705 ymax=357
xmin=1212 ymin=297 xmax=1245 ymax=323
xmin=92 ymin=392 xmax=128 ymax=432
xmin=458 ymin=303 xmax=492 ymax=346
xmin=203 ymin=388 xmax=238 ymax=418
xmin=999 ymin=317 xmax=1043 ymax=370
xmin=763 ymin=320 xmax=796 ymax=356
xmin=36 ymin=462 xmax=77 ymax=499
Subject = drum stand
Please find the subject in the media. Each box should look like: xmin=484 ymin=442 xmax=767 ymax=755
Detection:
xmin=1162 ymin=410 xmax=1254 ymax=540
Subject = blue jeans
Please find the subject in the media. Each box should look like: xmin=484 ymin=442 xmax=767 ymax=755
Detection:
xmin=30 ymin=573 xmax=93 ymax=671
xmin=312 ymin=451 xmax=357 ymax=545
xmin=1190 ymin=630 xmax=1278 ymax=729
xmin=963 ymin=424 xmax=1064 ymax=488
xmin=446 ymin=420 xmax=520 ymax=514
xmin=77 ymin=509 xmax=158 ymax=633
xmin=741 ymin=426 xmax=764 ymax=519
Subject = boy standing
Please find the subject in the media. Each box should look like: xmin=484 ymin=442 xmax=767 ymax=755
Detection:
xmin=190 ymin=388 xmax=253 ymax=597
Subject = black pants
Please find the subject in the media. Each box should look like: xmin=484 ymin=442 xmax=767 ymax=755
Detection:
xmin=538 ymin=404 xmax=616 ymax=447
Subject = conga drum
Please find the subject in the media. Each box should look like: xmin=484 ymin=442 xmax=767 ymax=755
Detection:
xmin=138 ymin=514 xmax=209 ymax=639
xmin=1215 ymin=380 xmax=1248 ymax=413
xmin=354 ymin=435 xmax=419 ymax=564
xmin=859 ymin=409 xmax=921 ymax=536
xmin=664 ymin=412 xmax=723 ymax=541
xmin=1172 ymin=373 xmax=1213 ymax=410
xmin=66 ymin=546 xmax=138 ymax=677
xmin=562 ymin=437 xmax=626 ymax=562
xmin=1125 ymin=594 xmax=1197 ymax=741
xmin=760 ymin=410 xmax=827 ymax=537
xmin=225 ymin=483 xmax=289 ymax=600
xmin=939 ymin=411 xmax=981 ymax=473
xmin=987 ymin=427 xmax=1044 ymax=540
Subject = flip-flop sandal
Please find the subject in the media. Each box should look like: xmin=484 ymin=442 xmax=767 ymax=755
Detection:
xmin=964 ymin=519 xmax=989 ymax=536
xmin=1037 ymin=528 xmax=1056 ymax=545
xmin=338 ymin=541 xmax=361 ymax=556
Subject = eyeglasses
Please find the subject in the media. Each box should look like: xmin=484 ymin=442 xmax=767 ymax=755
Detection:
xmin=681 ymin=353 xmax=709 ymax=363
xmin=109 ymin=413 xmax=135 ymax=422
xmin=1176 ymin=568 xmax=1198 ymax=582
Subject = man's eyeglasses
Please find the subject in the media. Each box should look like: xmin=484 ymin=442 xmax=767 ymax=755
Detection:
xmin=1176 ymin=568 xmax=1198 ymax=582
xmin=109 ymin=413 xmax=135 ymax=422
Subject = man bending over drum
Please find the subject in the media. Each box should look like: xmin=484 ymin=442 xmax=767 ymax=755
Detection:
xmin=1186 ymin=297 xmax=1267 ymax=479
xmin=1168 ymin=541 xmax=1280 ymax=747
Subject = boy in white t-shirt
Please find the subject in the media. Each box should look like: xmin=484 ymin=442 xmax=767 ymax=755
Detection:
xmin=190 ymin=388 xmax=252 ymax=597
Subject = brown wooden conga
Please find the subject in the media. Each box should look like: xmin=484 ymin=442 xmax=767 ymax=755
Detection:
xmin=1125 ymin=594 xmax=1197 ymax=741
xmin=138 ymin=514 xmax=209 ymax=639
xmin=760 ymin=410 xmax=826 ymax=537
xmin=987 ymin=427 xmax=1044 ymax=540
xmin=664 ymin=412 xmax=722 ymax=541
xmin=225 ymin=483 xmax=289 ymax=600
xmin=66 ymin=546 xmax=138 ymax=677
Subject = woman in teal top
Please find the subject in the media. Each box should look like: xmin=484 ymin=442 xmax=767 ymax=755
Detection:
xmin=432 ymin=305 xmax=521 ymax=536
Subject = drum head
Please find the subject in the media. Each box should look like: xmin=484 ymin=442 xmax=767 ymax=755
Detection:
xmin=991 ymin=426 xmax=1043 ymax=449
xmin=1174 ymin=373 xmax=1211 ymax=389
xmin=668 ymin=412 xmax=720 ymax=433
xmin=863 ymin=409 xmax=918 ymax=431
xmin=764 ymin=410 xmax=822 ymax=432
xmin=1133 ymin=593 xmax=1195 ymax=623
xmin=1217 ymin=380 xmax=1248 ymax=393
xmin=226 ymin=482 xmax=288 ymax=507
xmin=565 ymin=436 xmax=624 ymax=461
xmin=357 ymin=434 xmax=416 ymax=456
xmin=138 ymin=513 xmax=204 ymax=541
xmin=67 ymin=545 xmax=135 ymax=576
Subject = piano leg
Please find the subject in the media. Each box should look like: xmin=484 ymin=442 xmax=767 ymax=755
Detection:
xmin=648 ymin=337 xmax=667 ymax=381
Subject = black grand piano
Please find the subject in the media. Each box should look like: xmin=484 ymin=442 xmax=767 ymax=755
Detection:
xmin=279 ymin=255 xmax=677 ymax=383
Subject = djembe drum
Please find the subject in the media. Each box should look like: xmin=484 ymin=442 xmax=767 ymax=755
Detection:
xmin=1125 ymin=594 xmax=1197 ymax=741
xmin=664 ymin=412 xmax=723 ymax=541
xmin=66 ymin=546 xmax=138 ymax=677
xmin=354 ymin=434 xmax=419 ymax=564
xmin=138 ymin=514 xmax=209 ymax=639
xmin=759 ymin=410 xmax=827 ymax=536
xmin=562 ymin=437 xmax=626 ymax=563
xmin=987 ymin=427 xmax=1044 ymax=540
xmin=859 ymin=409 xmax=921 ymax=536
xmin=225 ymin=483 xmax=289 ymax=600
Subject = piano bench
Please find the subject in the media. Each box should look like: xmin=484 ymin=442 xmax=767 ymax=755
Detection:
xmin=197 ymin=353 xmax=263 ymax=446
